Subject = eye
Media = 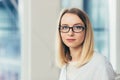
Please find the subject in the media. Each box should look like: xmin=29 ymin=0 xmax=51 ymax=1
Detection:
xmin=61 ymin=26 xmax=69 ymax=30
xmin=74 ymin=26 xmax=84 ymax=30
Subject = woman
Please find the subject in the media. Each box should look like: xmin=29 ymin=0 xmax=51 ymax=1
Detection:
xmin=55 ymin=8 xmax=116 ymax=80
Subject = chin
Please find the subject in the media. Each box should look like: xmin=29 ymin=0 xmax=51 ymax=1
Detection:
xmin=66 ymin=44 xmax=82 ymax=48
xmin=66 ymin=45 xmax=78 ymax=48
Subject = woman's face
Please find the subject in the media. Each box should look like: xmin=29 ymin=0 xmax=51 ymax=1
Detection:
xmin=60 ymin=13 xmax=85 ymax=48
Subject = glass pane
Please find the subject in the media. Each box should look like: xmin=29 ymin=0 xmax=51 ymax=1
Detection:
xmin=83 ymin=0 xmax=109 ymax=58
xmin=61 ymin=0 xmax=83 ymax=9
xmin=0 ymin=0 xmax=21 ymax=80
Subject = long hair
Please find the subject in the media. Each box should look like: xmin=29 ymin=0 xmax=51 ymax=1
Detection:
xmin=55 ymin=8 xmax=94 ymax=68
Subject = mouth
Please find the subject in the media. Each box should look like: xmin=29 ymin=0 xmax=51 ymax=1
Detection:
xmin=66 ymin=39 xmax=76 ymax=42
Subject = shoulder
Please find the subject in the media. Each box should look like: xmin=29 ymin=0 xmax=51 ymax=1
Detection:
xmin=59 ymin=64 xmax=67 ymax=80
xmin=89 ymin=52 xmax=116 ymax=79
xmin=89 ymin=51 xmax=115 ymax=73
xmin=60 ymin=64 xmax=66 ymax=72
xmin=91 ymin=52 xmax=109 ymax=66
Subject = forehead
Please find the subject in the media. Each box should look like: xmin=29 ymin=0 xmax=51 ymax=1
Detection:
xmin=61 ymin=13 xmax=84 ymax=25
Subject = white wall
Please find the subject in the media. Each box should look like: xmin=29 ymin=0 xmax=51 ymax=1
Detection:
xmin=116 ymin=0 xmax=120 ymax=73
xmin=21 ymin=0 xmax=31 ymax=80
xmin=31 ymin=0 xmax=60 ymax=80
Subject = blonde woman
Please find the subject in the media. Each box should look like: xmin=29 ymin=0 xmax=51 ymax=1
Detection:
xmin=56 ymin=8 xmax=116 ymax=80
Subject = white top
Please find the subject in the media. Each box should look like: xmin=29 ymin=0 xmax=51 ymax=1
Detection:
xmin=59 ymin=52 xmax=116 ymax=80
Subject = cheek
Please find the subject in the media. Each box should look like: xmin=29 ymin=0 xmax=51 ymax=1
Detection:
xmin=60 ymin=33 xmax=66 ymax=41
xmin=76 ymin=33 xmax=85 ymax=42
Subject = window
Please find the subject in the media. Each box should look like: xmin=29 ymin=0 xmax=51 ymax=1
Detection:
xmin=0 ymin=0 xmax=21 ymax=80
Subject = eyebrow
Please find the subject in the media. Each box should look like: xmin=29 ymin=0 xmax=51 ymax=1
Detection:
xmin=73 ymin=23 xmax=84 ymax=26
xmin=61 ymin=23 xmax=84 ymax=26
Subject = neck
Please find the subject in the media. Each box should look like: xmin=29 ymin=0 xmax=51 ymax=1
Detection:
xmin=69 ymin=46 xmax=82 ymax=62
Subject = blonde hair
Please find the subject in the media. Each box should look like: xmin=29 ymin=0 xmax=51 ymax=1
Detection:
xmin=55 ymin=8 xmax=94 ymax=68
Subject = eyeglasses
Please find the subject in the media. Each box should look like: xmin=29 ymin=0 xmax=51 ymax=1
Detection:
xmin=59 ymin=25 xmax=85 ymax=33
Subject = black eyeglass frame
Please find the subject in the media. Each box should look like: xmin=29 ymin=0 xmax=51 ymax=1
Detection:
xmin=59 ymin=25 xmax=86 ymax=33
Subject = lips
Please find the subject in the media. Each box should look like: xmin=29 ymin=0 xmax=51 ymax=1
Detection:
xmin=66 ymin=39 xmax=76 ymax=42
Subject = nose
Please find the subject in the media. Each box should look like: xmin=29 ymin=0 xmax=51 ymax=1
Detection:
xmin=68 ymin=28 xmax=74 ymax=36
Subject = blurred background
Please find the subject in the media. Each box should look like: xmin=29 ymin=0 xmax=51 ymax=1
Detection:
xmin=0 ymin=0 xmax=21 ymax=80
xmin=0 ymin=0 xmax=120 ymax=80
